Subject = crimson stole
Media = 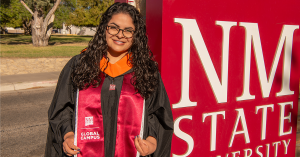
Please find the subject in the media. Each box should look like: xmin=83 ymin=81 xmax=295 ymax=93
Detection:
xmin=74 ymin=73 xmax=144 ymax=157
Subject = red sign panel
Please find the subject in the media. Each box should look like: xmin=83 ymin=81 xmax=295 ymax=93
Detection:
xmin=147 ymin=0 xmax=300 ymax=156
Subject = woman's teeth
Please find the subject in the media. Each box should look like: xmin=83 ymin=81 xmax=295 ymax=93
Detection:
xmin=115 ymin=40 xmax=124 ymax=43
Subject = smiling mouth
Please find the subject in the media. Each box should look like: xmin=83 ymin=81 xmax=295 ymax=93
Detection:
xmin=113 ymin=40 xmax=125 ymax=45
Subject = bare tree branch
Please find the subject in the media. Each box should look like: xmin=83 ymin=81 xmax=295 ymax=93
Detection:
xmin=19 ymin=0 xmax=34 ymax=15
xmin=42 ymin=0 xmax=61 ymax=33
xmin=46 ymin=14 xmax=55 ymax=38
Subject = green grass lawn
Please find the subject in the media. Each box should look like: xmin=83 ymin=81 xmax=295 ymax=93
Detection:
xmin=1 ymin=44 xmax=87 ymax=58
xmin=0 ymin=34 xmax=92 ymax=58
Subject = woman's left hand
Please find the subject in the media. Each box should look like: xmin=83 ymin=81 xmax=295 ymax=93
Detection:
xmin=134 ymin=136 xmax=157 ymax=156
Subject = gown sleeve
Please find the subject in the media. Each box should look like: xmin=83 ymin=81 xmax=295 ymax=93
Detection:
xmin=146 ymin=73 xmax=174 ymax=157
xmin=45 ymin=55 xmax=80 ymax=157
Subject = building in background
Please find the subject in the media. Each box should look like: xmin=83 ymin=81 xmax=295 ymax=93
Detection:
xmin=61 ymin=23 xmax=97 ymax=36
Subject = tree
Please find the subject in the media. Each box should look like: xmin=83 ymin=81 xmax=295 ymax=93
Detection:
xmin=20 ymin=0 xmax=61 ymax=46
xmin=0 ymin=0 xmax=11 ymax=34
xmin=0 ymin=0 xmax=32 ymax=34
xmin=53 ymin=0 xmax=76 ymax=29
xmin=23 ymin=17 xmax=32 ymax=35
xmin=67 ymin=0 xmax=113 ymax=27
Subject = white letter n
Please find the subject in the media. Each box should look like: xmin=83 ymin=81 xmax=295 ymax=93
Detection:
xmin=173 ymin=18 xmax=236 ymax=107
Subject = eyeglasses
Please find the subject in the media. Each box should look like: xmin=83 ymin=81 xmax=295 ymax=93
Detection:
xmin=107 ymin=26 xmax=134 ymax=38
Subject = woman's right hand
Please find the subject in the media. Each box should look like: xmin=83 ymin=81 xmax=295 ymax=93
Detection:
xmin=63 ymin=132 xmax=81 ymax=156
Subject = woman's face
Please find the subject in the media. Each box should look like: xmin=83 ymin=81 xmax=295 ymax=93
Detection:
xmin=106 ymin=13 xmax=135 ymax=56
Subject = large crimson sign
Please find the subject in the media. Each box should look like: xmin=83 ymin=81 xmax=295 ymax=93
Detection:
xmin=146 ymin=0 xmax=300 ymax=156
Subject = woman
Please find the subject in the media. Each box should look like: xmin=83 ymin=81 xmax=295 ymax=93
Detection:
xmin=45 ymin=2 xmax=173 ymax=157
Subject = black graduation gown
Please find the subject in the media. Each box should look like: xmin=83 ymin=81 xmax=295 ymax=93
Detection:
xmin=45 ymin=55 xmax=174 ymax=157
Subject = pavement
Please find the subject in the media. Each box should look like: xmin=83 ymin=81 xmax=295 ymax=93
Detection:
xmin=0 ymin=71 xmax=60 ymax=92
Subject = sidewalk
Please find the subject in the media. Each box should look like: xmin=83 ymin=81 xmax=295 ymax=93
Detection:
xmin=0 ymin=70 xmax=300 ymax=156
xmin=0 ymin=71 xmax=60 ymax=92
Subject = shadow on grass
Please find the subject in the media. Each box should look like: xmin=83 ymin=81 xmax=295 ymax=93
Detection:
xmin=0 ymin=34 xmax=92 ymax=45
xmin=1 ymin=34 xmax=32 ymax=44
xmin=48 ymin=42 xmax=56 ymax=45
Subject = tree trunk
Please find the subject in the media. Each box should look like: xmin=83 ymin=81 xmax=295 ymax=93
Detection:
xmin=23 ymin=18 xmax=32 ymax=35
xmin=31 ymin=11 xmax=56 ymax=46
xmin=32 ymin=11 xmax=47 ymax=46
xmin=1 ymin=27 xmax=7 ymax=34
xmin=20 ymin=0 xmax=61 ymax=46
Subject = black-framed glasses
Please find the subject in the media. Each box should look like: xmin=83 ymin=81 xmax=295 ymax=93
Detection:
xmin=107 ymin=26 xmax=134 ymax=38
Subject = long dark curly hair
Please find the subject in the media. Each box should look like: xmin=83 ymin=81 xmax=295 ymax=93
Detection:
xmin=71 ymin=2 xmax=159 ymax=99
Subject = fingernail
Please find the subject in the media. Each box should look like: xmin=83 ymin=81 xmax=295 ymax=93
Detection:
xmin=135 ymin=136 xmax=137 ymax=139
xmin=137 ymin=135 xmax=139 ymax=138
xmin=77 ymin=152 xmax=80 ymax=154
xmin=77 ymin=148 xmax=81 ymax=151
